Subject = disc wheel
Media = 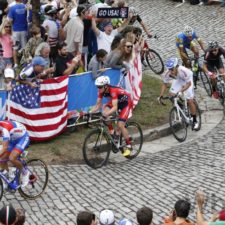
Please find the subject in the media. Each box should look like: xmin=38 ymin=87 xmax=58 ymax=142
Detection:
xmin=145 ymin=49 xmax=164 ymax=75
xmin=18 ymin=159 xmax=49 ymax=199
xmin=83 ymin=128 xmax=111 ymax=169
xmin=169 ymin=107 xmax=187 ymax=142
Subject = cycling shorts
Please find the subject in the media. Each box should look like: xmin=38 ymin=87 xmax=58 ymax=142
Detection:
xmin=7 ymin=133 xmax=30 ymax=154
xmin=206 ymin=58 xmax=224 ymax=72
xmin=170 ymin=79 xmax=194 ymax=99
xmin=105 ymin=99 xmax=133 ymax=122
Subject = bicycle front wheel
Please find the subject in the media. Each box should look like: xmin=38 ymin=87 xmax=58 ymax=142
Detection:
xmin=199 ymin=71 xmax=212 ymax=97
xmin=121 ymin=121 xmax=143 ymax=159
xmin=169 ymin=107 xmax=187 ymax=142
xmin=18 ymin=159 xmax=49 ymax=199
xmin=0 ymin=179 xmax=3 ymax=201
xmin=145 ymin=49 xmax=164 ymax=75
xmin=83 ymin=128 xmax=111 ymax=169
xmin=194 ymin=100 xmax=202 ymax=131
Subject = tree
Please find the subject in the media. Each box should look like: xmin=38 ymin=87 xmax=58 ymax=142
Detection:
xmin=31 ymin=0 xmax=40 ymax=27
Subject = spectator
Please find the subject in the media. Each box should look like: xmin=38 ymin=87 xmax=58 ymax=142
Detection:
xmin=19 ymin=56 xmax=47 ymax=88
xmin=0 ymin=18 xmax=14 ymax=66
xmin=0 ymin=205 xmax=17 ymax=225
xmin=20 ymin=26 xmax=43 ymax=66
xmin=196 ymin=190 xmax=225 ymax=225
xmin=4 ymin=67 xmax=15 ymax=91
xmin=88 ymin=49 xmax=107 ymax=79
xmin=105 ymin=36 xmax=134 ymax=70
xmin=63 ymin=5 xmax=88 ymax=56
xmin=42 ymin=5 xmax=62 ymax=61
xmin=77 ymin=211 xmax=97 ymax=225
xmin=119 ymin=218 xmax=134 ymax=225
xmin=14 ymin=208 xmax=25 ymax=225
xmin=91 ymin=16 xmax=129 ymax=53
xmin=164 ymin=199 xmax=194 ymax=225
xmin=136 ymin=206 xmax=153 ymax=225
xmin=35 ymin=42 xmax=51 ymax=68
xmin=54 ymin=42 xmax=81 ymax=77
xmin=99 ymin=209 xmax=115 ymax=225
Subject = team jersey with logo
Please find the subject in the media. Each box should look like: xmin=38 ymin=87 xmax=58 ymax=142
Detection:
xmin=0 ymin=120 xmax=27 ymax=142
xmin=176 ymin=31 xmax=199 ymax=49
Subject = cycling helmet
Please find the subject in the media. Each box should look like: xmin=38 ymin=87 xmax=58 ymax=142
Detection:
xmin=183 ymin=25 xmax=193 ymax=36
xmin=166 ymin=57 xmax=178 ymax=69
xmin=45 ymin=5 xmax=58 ymax=15
xmin=208 ymin=41 xmax=219 ymax=50
xmin=119 ymin=219 xmax=133 ymax=225
xmin=4 ymin=68 xmax=15 ymax=79
xmin=129 ymin=6 xmax=137 ymax=17
xmin=95 ymin=76 xmax=110 ymax=87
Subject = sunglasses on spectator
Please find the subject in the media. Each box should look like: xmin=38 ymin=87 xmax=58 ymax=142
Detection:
xmin=97 ymin=86 xmax=104 ymax=89
xmin=125 ymin=45 xmax=133 ymax=49
xmin=4 ymin=26 xmax=11 ymax=28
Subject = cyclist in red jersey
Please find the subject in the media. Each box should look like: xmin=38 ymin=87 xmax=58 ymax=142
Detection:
xmin=90 ymin=76 xmax=133 ymax=157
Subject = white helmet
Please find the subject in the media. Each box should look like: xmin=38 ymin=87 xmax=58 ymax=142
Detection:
xmin=95 ymin=76 xmax=110 ymax=87
xmin=183 ymin=25 xmax=193 ymax=36
xmin=4 ymin=68 xmax=15 ymax=79
xmin=129 ymin=6 xmax=137 ymax=16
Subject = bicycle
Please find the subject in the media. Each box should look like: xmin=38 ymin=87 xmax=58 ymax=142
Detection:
xmin=189 ymin=56 xmax=212 ymax=97
xmin=161 ymin=94 xmax=201 ymax=142
xmin=0 ymin=150 xmax=49 ymax=201
xmin=82 ymin=113 xmax=143 ymax=169
xmin=142 ymin=36 xmax=164 ymax=75
xmin=215 ymin=72 xmax=225 ymax=106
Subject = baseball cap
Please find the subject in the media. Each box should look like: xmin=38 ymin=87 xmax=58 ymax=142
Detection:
xmin=99 ymin=210 xmax=115 ymax=225
xmin=103 ymin=22 xmax=113 ymax=28
xmin=32 ymin=56 xmax=47 ymax=67
xmin=4 ymin=68 xmax=15 ymax=79
xmin=119 ymin=218 xmax=133 ymax=225
xmin=219 ymin=209 xmax=225 ymax=221
xmin=0 ymin=205 xmax=17 ymax=225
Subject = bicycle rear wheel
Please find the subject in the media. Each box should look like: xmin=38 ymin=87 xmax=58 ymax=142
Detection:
xmin=83 ymin=128 xmax=111 ymax=169
xmin=145 ymin=49 xmax=164 ymax=75
xmin=0 ymin=179 xmax=3 ymax=201
xmin=169 ymin=107 xmax=187 ymax=142
xmin=18 ymin=159 xmax=49 ymax=199
xmin=120 ymin=121 xmax=143 ymax=159
xmin=219 ymin=85 xmax=225 ymax=106
xmin=199 ymin=71 xmax=212 ymax=97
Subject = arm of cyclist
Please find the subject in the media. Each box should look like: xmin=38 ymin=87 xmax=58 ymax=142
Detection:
xmin=90 ymin=98 xmax=102 ymax=114
xmin=178 ymin=47 xmax=189 ymax=61
xmin=180 ymin=81 xmax=191 ymax=93
xmin=136 ymin=15 xmax=152 ymax=38
xmin=102 ymin=99 xmax=118 ymax=117
xmin=197 ymin=37 xmax=205 ymax=52
xmin=158 ymin=82 xmax=170 ymax=103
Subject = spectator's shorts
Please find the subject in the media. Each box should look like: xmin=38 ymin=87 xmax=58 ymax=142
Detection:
xmin=105 ymin=99 xmax=133 ymax=122
xmin=12 ymin=31 xmax=27 ymax=49
xmin=7 ymin=133 xmax=30 ymax=154
xmin=170 ymin=79 xmax=194 ymax=99
xmin=206 ymin=58 xmax=224 ymax=72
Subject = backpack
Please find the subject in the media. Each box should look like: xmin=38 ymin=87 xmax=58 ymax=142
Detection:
xmin=190 ymin=0 xmax=200 ymax=4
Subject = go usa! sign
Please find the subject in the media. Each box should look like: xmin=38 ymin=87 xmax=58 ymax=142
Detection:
xmin=97 ymin=7 xmax=128 ymax=18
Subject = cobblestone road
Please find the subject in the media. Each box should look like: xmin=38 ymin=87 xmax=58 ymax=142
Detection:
xmin=1 ymin=1 xmax=225 ymax=225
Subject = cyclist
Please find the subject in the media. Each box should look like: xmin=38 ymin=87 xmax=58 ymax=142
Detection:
xmin=90 ymin=76 xmax=133 ymax=157
xmin=0 ymin=120 xmax=30 ymax=187
xmin=176 ymin=25 xmax=205 ymax=68
xmin=202 ymin=41 xmax=225 ymax=99
xmin=158 ymin=57 xmax=199 ymax=131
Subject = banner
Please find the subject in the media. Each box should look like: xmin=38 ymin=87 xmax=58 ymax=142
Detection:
xmin=97 ymin=7 xmax=129 ymax=18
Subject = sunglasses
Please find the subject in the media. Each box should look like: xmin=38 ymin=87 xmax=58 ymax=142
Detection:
xmin=125 ymin=45 xmax=133 ymax=49
xmin=211 ymin=49 xmax=218 ymax=53
xmin=4 ymin=26 xmax=11 ymax=28
xmin=97 ymin=86 xmax=104 ymax=89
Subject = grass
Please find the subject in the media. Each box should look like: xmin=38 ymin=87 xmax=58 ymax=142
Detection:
xmin=29 ymin=72 xmax=171 ymax=164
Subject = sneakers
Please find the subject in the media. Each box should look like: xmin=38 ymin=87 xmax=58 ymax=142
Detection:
xmin=122 ymin=145 xmax=132 ymax=157
xmin=192 ymin=122 xmax=199 ymax=131
xmin=21 ymin=170 xmax=30 ymax=187
xmin=212 ymin=91 xmax=219 ymax=99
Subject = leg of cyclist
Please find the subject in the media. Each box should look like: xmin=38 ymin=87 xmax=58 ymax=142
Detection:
xmin=102 ymin=104 xmax=115 ymax=135
xmin=178 ymin=48 xmax=191 ymax=68
xmin=8 ymin=134 xmax=30 ymax=187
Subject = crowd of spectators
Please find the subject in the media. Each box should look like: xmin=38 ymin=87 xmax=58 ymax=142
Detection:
xmin=1 ymin=190 xmax=225 ymax=225
xmin=0 ymin=0 xmax=150 ymax=90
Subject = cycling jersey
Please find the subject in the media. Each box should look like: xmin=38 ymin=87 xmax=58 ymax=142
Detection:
xmin=162 ymin=66 xmax=194 ymax=99
xmin=0 ymin=120 xmax=29 ymax=153
xmin=204 ymin=47 xmax=225 ymax=72
xmin=98 ymin=85 xmax=132 ymax=121
xmin=176 ymin=31 xmax=200 ymax=49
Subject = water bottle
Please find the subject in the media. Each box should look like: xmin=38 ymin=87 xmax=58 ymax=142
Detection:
xmin=192 ymin=62 xmax=198 ymax=72
xmin=8 ymin=167 xmax=16 ymax=181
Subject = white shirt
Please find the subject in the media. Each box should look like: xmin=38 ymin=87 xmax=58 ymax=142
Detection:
xmin=97 ymin=29 xmax=118 ymax=53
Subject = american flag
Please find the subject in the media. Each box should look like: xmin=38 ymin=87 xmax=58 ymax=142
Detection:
xmin=7 ymin=76 xmax=68 ymax=141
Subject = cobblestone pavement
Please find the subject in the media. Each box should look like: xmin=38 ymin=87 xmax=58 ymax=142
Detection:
xmin=1 ymin=1 xmax=225 ymax=225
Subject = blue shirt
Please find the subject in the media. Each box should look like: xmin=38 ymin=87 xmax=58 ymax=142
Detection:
xmin=8 ymin=3 xmax=31 ymax=32
xmin=176 ymin=31 xmax=199 ymax=49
